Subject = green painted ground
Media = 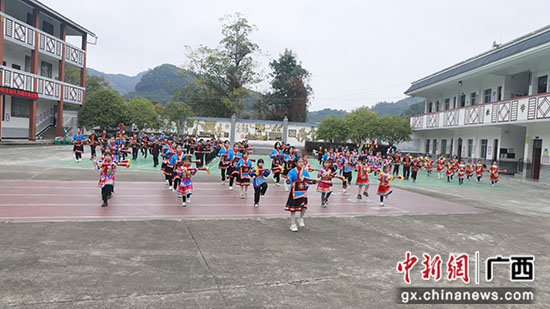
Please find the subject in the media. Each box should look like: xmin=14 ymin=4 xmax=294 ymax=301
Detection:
xmin=58 ymin=154 xmax=511 ymax=190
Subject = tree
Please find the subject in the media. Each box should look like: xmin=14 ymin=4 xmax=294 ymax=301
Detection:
xmin=125 ymin=97 xmax=159 ymax=129
xmin=316 ymin=115 xmax=350 ymax=142
xmin=78 ymin=89 xmax=126 ymax=129
xmin=179 ymin=13 xmax=261 ymax=117
xmin=154 ymin=103 xmax=164 ymax=115
xmin=377 ymin=115 xmax=412 ymax=146
xmin=162 ymin=101 xmax=193 ymax=135
xmin=345 ymin=107 xmax=378 ymax=144
xmin=255 ymin=49 xmax=312 ymax=122
xmin=86 ymin=75 xmax=112 ymax=94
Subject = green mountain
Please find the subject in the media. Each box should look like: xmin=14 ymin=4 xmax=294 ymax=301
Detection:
xmin=124 ymin=64 xmax=196 ymax=105
xmin=306 ymin=97 xmax=426 ymax=123
xmin=306 ymin=108 xmax=347 ymax=123
xmin=370 ymin=96 xmax=425 ymax=116
xmin=87 ymin=68 xmax=146 ymax=95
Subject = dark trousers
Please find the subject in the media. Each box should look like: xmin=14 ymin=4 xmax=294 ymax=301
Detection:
xmin=393 ymin=164 xmax=400 ymax=175
xmin=101 ymin=185 xmax=113 ymax=202
xmin=90 ymin=146 xmax=96 ymax=158
xmin=152 ymin=152 xmax=159 ymax=167
xmin=196 ymin=153 xmax=204 ymax=167
xmin=343 ymin=171 xmax=352 ymax=188
xmin=254 ymin=182 xmax=268 ymax=204
xmin=273 ymin=172 xmax=280 ymax=183
xmin=321 ymin=192 xmax=332 ymax=203
xmin=173 ymin=177 xmax=180 ymax=190
xmin=221 ymin=168 xmax=227 ymax=181
xmin=132 ymin=148 xmax=139 ymax=160
xmin=403 ymin=166 xmax=411 ymax=179
xmin=411 ymin=170 xmax=417 ymax=180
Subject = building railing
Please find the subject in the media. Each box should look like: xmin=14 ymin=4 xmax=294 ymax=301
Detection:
xmin=0 ymin=66 xmax=85 ymax=104
xmin=1 ymin=11 xmax=85 ymax=68
xmin=410 ymin=92 xmax=550 ymax=129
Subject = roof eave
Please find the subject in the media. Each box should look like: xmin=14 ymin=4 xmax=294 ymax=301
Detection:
xmin=24 ymin=0 xmax=96 ymax=38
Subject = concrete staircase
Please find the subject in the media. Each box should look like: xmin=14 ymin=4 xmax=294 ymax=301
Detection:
xmin=37 ymin=126 xmax=57 ymax=140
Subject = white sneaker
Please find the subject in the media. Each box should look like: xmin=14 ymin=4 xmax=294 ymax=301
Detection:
xmin=261 ymin=195 xmax=265 ymax=199
xmin=229 ymin=186 xmax=234 ymax=191
xmin=240 ymin=193 xmax=244 ymax=199
xmin=221 ymin=180 xmax=225 ymax=184
xmin=165 ymin=180 xmax=169 ymax=185
xmin=187 ymin=197 xmax=191 ymax=203
xmin=298 ymin=218 xmax=305 ymax=228
xmin=254 ymin=203 xmax=259 ymax=207
xmin=379 ymin=202 xmax=384 ymax=206
xmin=343 ymin=189 xmax=347 ymax=193
xmin=182 ymin=201 xmax=187 ymax=207
xmin=290 ymin=224 xmax=298 ymax=232
xmin=168 ymin=186 xmax=173 ymax=191
xmin=244 ymin=192 xmax=248 ymax=197
xmin=276 ymin=183 xmax=280 ymax=186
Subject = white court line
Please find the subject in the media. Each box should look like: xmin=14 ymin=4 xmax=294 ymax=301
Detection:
xmin=0 ymin=211 xmax=403 ymax=220
xmin=0 ymin=203 xmax=402 ymax=208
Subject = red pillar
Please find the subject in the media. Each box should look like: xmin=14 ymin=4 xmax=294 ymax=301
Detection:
xmin=56 ymin=24 xmax=66 ymax=137
xmin=29 ymin=8 xmax=40 ymax=140
xmin=80 ymin=33 xmax=87 ymax=103
xmin=0 ymin=0 xmax=5 ymax=141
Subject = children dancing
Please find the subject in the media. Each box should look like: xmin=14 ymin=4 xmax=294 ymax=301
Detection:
xmin=285 ymin=157 xmax=316 ymax=232
xmin=251 ymin=159 xmax=270 ymax=207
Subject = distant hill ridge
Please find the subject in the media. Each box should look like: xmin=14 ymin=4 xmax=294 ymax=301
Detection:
xmin=89 ymin=64 xmax=426 ymax=121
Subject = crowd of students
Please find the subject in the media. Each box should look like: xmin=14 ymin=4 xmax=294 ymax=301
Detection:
xmin=79 ymin=128 xmax=504 ymax=231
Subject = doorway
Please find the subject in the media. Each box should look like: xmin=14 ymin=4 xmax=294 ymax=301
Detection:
xmin=492 ymin=139 xmax=499 ymax=162
xmin=457 ymin=138 xmax=463 ymax=161
xmin=531 ymin=139 xmax=542 ymax=180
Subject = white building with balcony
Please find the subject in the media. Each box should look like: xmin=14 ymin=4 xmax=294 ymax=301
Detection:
xmin=0 ymin=0 xmax=95 ymax=140
xmin=406 ymin=25 xmax=550 ymax=182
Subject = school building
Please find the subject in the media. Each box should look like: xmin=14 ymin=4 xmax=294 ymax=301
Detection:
xmin=0 ymin=0 xmax=95 ymax=140
xmin=406 ymin=25 xmax=550 ymax=182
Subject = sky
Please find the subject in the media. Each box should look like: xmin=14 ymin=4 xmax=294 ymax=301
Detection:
xmin=42 ymin=0 xmax=550 ymax=111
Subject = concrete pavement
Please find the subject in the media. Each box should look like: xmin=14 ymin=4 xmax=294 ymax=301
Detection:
xmin=0 ymin=145 xmax=548 ymax=308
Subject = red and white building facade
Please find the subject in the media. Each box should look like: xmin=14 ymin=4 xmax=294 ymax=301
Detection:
xmin=0 ymin=0 xmax=94 ymax=140
xmin=406 ymin=26 xmax=550 ymax=182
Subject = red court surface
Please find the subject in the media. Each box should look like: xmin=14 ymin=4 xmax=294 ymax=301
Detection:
xmin=0 ymin=180 xmax=482 ymax=222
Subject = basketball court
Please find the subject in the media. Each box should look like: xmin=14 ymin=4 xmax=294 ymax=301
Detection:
xmin=0 ymin=179 xmax=482 ymax=222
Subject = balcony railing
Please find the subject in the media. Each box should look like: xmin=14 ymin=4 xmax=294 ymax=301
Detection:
xmin=1 ymin=11 xmax=85 ymax=67
xmin=410 ymin=93 xmax=550 ymax=129
xmin=0 ymin=66 xmax=85 ymax=104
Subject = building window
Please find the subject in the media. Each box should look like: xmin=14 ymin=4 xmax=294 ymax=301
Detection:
xmin=497 ymin=86 xmax=502 ymax=101
xmin=453 ymin=97 xmax=457 ymax=109
xmin=41 ymin=61 xmax=53 ymax=78
xmin=42 ymin=21 xmax=54 ymax=35
xmin=26 ymin=13 xmax=33 ymax=26
xmin=468 ymin=139 xmax=473 ymax=157
xmin=471 ymin=92 xmax=477 ymax=105
xmin=425 ymin=139 xmax=431 ymax=154
xmin=444 ymin=98 xmax=450 ymax=110
xmin=25 ymin=56 xmax=31 ymax=73
xmin=480 ymin=139 xmax=488 ymax=159
xmin=432 ymin=139 xmax=438 ymax=155
xmin=428 ymin=102 xmax=433 ymax=113
xmin=537 ymin=76 xmax=548 ymax=94
xmin=12 ymin=64 xmax=21 ymax=70
xmin=450 ymin=138 xmax=454 ymax=155
xmin=11 ymin=98 xmax=31 ymax=118
xmin=441 ymin=139 xmax=447 ymax=155
xmin=484 ymin=89 xmax=492 ymax=103
xmin=435 ymin=101 xmax=440 ymax=111
xmin=460 ymin=94 xmax=466 ymax=107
